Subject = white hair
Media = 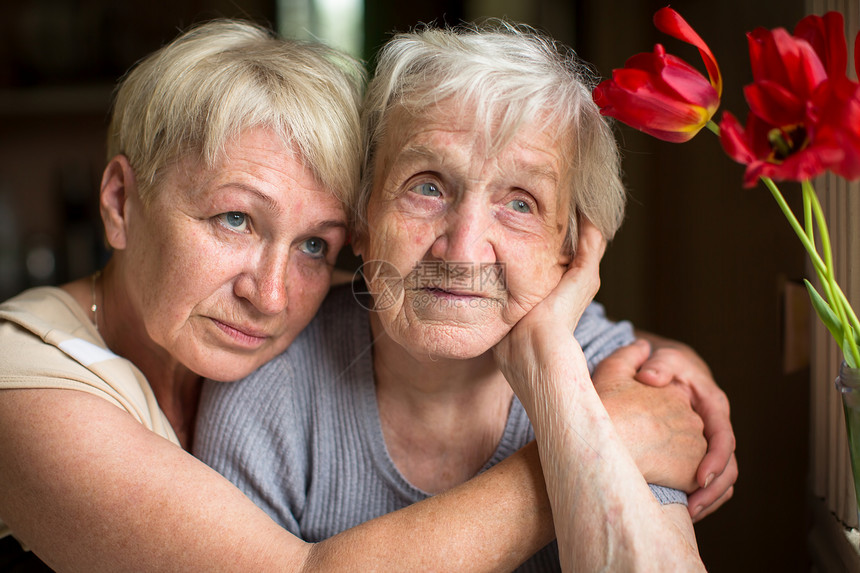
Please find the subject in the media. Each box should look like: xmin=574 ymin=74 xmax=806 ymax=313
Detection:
xmin=358 ymin=20 xmax=625 ymax=252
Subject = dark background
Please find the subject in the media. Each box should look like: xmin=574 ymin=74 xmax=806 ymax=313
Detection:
xmin=0 ymin=1 xmax=811 ymax=571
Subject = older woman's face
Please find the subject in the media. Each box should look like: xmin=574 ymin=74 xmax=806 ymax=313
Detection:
xmin=356 ymin=102 xmax=572 ymax=359
xmin=121 ymin=126 xmax=347 ymax=381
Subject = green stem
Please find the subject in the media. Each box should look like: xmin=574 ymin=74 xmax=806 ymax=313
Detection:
xmin=841 ymin=287 xmax=860 ymax=348
xmin=801 ymin=183 xmax=836 ymax=304
xmin=700 ymin=124 xmax=859 ymax=364
xmin=803 ymin=185 xmax=814 ymax=242
xmin=705 ymin=120 xmax=720 ymax=137
xmin=805 ymin=180 xmax=860 ymax=364
xmin=761 ymin=177 xmax=827 ymax=273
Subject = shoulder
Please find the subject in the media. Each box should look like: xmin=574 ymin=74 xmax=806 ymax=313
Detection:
xmin=574 ymin=301 xmax=636 ymax=372
xmin=0 ymin=287 xmax=177 ymax=443
xmin=0 ymin=286 xmax=105 ymax=377
xmin=0 ymin=287 xmax=93 ymax=338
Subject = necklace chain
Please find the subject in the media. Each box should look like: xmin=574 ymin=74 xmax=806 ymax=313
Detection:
xmin=91 ymin=270 xmax=101 ymax=331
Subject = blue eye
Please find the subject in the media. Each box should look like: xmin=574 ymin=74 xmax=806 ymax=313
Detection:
xmin=508 ymin=199 xmax=531 ymax=214
xmin=411 ymin=182 xmax=441 ymax=197
xmin=219 ymin=212 xmax=249 ymax=232
xmin=300 ymin=237 xmax=327 ymax=258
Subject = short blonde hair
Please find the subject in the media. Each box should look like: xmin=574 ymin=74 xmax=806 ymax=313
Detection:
xmin=358 ymin=21 xmax=625 ymax=252
xmin=108 ymin=19 xmax=364 ymax=209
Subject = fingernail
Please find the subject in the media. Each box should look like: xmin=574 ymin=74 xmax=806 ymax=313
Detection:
xmin=704 ymin=473 xmax=715 ymax=489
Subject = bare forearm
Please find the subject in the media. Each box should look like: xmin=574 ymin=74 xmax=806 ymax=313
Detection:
xmin=309 ymin=443 xmax=554 ymax=571
xmin=0 ymin=389 xmax=554 ymax=573
xmin=509 ymin=332 xmax=704 ymax=572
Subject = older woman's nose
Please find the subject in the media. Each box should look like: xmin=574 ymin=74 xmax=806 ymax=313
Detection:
xmin=430 ymin=208 xmax=496 ymax=265
xmin=234 ymin=250 xmax=289 ymax=315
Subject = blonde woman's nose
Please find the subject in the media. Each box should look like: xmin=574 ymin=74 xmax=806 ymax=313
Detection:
xmin=234 ymin=250 xmax=289 ymax=315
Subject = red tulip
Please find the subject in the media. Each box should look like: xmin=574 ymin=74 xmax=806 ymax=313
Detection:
xmin=593 ymin=7 xmax=721 ymax=143
xmin=720 ymin=12 xmax=860 ymax=185
xmin=719 ymin=109 xmax=842 ymax=187
xmin=742 ymin=25 xmax=828 ymax=128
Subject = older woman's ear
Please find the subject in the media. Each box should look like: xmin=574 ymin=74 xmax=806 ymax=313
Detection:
xmin=350 ymin=232 xmax=366 ymax=259
xmin=99 ymin=155 xmax=137 ymax=251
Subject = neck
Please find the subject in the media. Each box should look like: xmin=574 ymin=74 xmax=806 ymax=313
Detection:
xmin=96 ymin=262 xmax=202 ymax=449
xmin=369 ymin=312 xmax=513 ymax=493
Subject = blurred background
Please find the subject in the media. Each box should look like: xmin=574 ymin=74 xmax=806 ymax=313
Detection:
xmin=0 ymin=0 xmax=844 ymax=571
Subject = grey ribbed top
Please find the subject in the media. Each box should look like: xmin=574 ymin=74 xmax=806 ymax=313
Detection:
xmin=194 ymin=283 xmax=685 ymax=572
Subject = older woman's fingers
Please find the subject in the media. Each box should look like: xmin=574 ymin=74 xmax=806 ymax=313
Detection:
xmin=571 ymin=217 xmax=607 ymax=274
xmin=550 ymin=218 xmax=606 ymax=330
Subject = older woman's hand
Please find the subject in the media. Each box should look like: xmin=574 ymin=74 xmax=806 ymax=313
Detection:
xmin=493 ymin=218 xmax=606 ymax=394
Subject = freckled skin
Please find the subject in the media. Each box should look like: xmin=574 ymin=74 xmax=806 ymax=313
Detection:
xmin=110 ymin=127 xmax=347 ymax=383
xmin=355 ymin=102 xmax=574 ymax=360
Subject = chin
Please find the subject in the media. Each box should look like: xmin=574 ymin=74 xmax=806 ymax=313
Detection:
xmin=405 ymin=326 xmax=504 ymax=361
xmin=190 ymin=352 xmax=273 ymax=383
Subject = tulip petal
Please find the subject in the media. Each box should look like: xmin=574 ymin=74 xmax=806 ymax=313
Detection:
xmin=659 ymin=54 xmax=721 ymax=105
xmin=744 ymin=81 xmax=805 ymax=125
xmin=794 ymin=12 xmax=847 ymax=79
xmin=811 ymin=78 xmax=860 ymax=179
xmin=654 ymin=7 xmax=722 ymax=95
xmin=855 ymin=31 xmax=860 ymax=78
xmin=624 ymin=49 xmax=716 ymax=105
xmin=749 ymin=27 xmax=827 ymax=98
xmin=624 ymin=49 xmax=666 ymax=75
xmin=595 ymin=79 xmax=707 ymax=129
xmin=792 ymin=40 xmax=830 ymax=94
xmin=719 ymin=112 xmax=757 ymax=166
xmin=594 ymin=79 xmax=710 ymax=143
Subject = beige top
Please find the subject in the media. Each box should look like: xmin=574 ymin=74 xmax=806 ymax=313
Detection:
xmin=0 ymin=287 xmax=179 ymax=539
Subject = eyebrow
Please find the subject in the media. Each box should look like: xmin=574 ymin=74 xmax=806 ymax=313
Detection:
xmin=392 ymin=144 xmax=442 ymax=166
xmin=307 ymin=219 xmax=348 ymax=233
xmin=511 ymin=159 xmax=560 ymax=187
xmin=215 ymin=182 xmax=283 ymax=214
xmin=398 ymin=142 xmax=560 ymax=176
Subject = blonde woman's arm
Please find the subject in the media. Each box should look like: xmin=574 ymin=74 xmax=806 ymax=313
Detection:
xmin=0 ymin=387 xmax=552 ymax=572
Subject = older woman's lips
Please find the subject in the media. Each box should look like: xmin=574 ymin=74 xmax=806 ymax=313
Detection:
xmin=211 ymin=319 xmax=269 ymax=348
xmin=422 ymin=287 xmax=487 ymax=299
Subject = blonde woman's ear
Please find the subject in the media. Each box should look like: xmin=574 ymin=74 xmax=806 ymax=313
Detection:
xmin=99 ymin=155 xmax=137 ymax=251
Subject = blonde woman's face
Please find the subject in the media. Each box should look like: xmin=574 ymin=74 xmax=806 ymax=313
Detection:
xmin=121 ymin=126 xmax=347 ymax=381
xmin=355 ymin=102 xmax=572 ymax=360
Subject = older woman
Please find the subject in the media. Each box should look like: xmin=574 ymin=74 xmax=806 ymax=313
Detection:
xmin=196 ymin=23 xmax=731 ymax=571
xmin=0 ymin=18 xmax=730 ymax=572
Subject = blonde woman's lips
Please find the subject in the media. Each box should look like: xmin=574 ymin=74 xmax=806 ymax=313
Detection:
xmin=211 ymin=318 xmax=269 ymax=348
